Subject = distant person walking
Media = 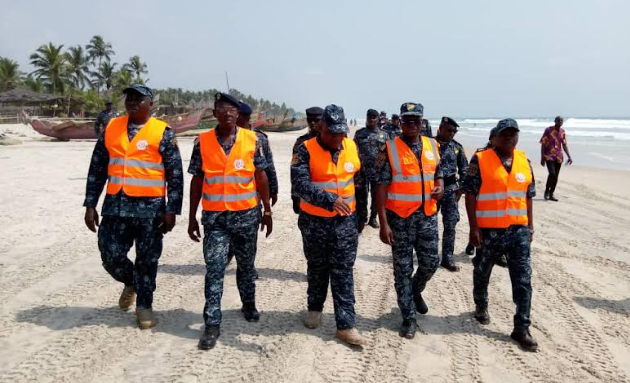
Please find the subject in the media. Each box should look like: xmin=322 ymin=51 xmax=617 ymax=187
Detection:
xmin=540 ymin=116 xmax=573 ymax=201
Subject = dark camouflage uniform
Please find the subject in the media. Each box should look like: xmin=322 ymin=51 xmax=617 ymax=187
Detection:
xmin=375 ymin=135 xmax=443 ymax=320
xmin=254 ymin=128 xmax=278 ymax=196
xmin=291 ymin=137 xmax=363 ymax=329
xmin=188 ymin=127 xmax=267 ymax=327
xmin=462 ymin=148 xmax=535 ymax=330
xmin=93 ymin=109 xmax=119 ymax=135
xmin=354 ymin=126 xmax=390 ymax=221
xmin=436 ymin=139 xmax=468 ymax=259
xmin=382 ymin=123 xmax=401 ymax=138
xmin=84 ymin=121 xmax=183 ymax=309
xmin=291 ymin=131 xmax=318 ymax=207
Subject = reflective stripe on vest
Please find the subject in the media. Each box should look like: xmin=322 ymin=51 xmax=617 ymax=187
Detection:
xmin=105 ymin=116 xmax=167 ymax=197
xmin=475 ymin=149 xmax=531 ymax=228
xmin=385 ymin=136 xmax=440 ymax=218
xmin=300 ymin=137 xmax=361 ymax=218
xmin=200 ymin=127 xmax=259 ymax=211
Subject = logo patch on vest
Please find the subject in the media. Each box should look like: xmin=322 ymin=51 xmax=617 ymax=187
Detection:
xmin=233 ymin=159 xmax=245 ymax=170
xmin=136 ymin=139 xmax=148 ymax=150
xmin=515 ymin=172 xmax=526 ymax=183
xmin=344 ymin=162 xmax=355 ymax=173
xmin=424 ymin=151 xmax=434 ymax=160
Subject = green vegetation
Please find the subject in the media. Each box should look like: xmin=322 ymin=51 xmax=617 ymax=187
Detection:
xmin=0 ymin=35 xmax=296 ymax=117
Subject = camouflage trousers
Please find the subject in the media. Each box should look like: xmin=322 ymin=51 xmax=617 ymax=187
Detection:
xmin=202 ymin=213 xmax=260 ymax=327
xmin=298 ymin=212 xmax=358 ymax=330
xmin=437 ymin=188 xmax=460 ymax=260
xmin=98 ymin=216 xmax=163 ymax=309
xmin=387 ymin=209 xmax=440 ymax=320
xmin=473 ymin=225 xmax=532 ymax=329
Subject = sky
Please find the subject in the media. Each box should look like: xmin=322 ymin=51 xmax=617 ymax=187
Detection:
xmin=1 ymin=0 xmax=629 ymax=119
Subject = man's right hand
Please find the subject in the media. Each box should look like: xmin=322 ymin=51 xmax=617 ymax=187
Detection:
xmin=379 ymin=223 xmax=394 ymax=245
xmin=84 ymin=207 xmax=99 ymax=233
xmin=469 ymin=226 xmax=483 ymax=248
xmin=188 ymin=218 xmax=201 ymax=242
xmin=333 ymin=197 xmax=352 ymax=216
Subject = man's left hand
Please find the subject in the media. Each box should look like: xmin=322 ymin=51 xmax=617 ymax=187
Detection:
xmin=430 ymin=185 xmax=444 ymax=201
xmin=261 ymin=214 xmax=273 ymax=237
xmin=161 ymin=212 xmax=176 ymax=234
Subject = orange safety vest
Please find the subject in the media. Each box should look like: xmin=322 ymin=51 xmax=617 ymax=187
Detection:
xmin=105 ymin=116 xmax=167 ymax=197
xmin=300 ymin=137 xmax=361 ymax=217
xmin=476 ymin=149 xmax=531 ymax=228
xmin=385 ymin=136 xmax=440 ymax=218
xmin=200 ymin=127 xmax=259 ymax=211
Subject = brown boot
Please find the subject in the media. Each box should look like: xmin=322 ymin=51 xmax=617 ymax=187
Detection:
xmin=335 ymin=328 xmax=367 ymax=346
xmin=136 ymin=308 xmax=157 ymax=330
xmin=118 ymin=285 xmax=136 ymax=311
xmin=304 ymin=311 xmax=322 ymax=329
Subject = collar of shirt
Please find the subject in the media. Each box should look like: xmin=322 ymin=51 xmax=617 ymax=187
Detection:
xmin=316 ymin=136 xmax=341 ymax=156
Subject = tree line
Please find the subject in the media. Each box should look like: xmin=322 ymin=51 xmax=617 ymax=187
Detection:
xmin=0 ymin=35 xmax=296 ymax=117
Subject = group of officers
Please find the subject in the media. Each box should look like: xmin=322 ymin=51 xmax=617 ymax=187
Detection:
xmin=84 ymin=84 xmax=537 ymax=353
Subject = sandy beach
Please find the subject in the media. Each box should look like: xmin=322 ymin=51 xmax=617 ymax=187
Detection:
xmin=0 ymin=123 xmax=629 ymax=383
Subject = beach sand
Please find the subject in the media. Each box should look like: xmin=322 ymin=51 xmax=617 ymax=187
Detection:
xmin=0 ymin=124 xmax=629 ymax=383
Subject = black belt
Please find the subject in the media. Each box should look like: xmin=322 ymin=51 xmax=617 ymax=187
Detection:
xmin=443 ymin=175 xmax=457 ymax=187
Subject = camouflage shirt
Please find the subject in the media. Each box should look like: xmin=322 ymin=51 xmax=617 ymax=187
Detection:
xmin=353 ymin=126 xmax=390 ymax=182
xmin=291 ymin=136 xmax=365 ymax=212
xmin=83 ymin=122 xmax=184 ymax=218
xmin=253 ymin=128 xmax=278 ymax=196
xmin=461 ymin=148 xmax=536 ymax=198
xmin=291 ymin=130 xmax=318 ymax=197
xmin=374 ymin=135 xmax=444 ymax=186
xmin=435 ymin=138 xmax=468 ymax=191
xmin=188 ymin=127 xmax=268 ymax=226
xmin=94 ymin=109 xmax=119 ymax=134
xmin=381 ymin=123 xmax=401 ymax=138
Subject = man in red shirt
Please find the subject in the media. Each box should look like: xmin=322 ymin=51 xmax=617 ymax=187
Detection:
xmin=539 ymin=116 xmax=573 ymax=201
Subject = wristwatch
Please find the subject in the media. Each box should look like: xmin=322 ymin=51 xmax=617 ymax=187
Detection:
xmin=264 ymin=211 xmax=273 ymax=217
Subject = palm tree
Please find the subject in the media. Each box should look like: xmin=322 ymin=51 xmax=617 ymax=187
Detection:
xmin=29 ymin=42 xmax=66 ymax=94
xmin=91 ymin=61 xmax=117 ymax=93
xmin=115 ymin=69 xmax=133 ymax=92
xmin=86 ymin=35 xmax=114 ymax=67
xmin=64 ymin=45 xmax=90 ymax=90
xmin=123 ymin=55 xmax=148 ymax=83
xmin=0 ymin=57 xmax=22 ymax=91
xmin=23 ymin=74 xmax=44 ymax=93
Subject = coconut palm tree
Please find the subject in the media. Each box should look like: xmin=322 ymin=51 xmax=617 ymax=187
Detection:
xmin=29 ymin=42 xmax=66 ymax=94
xmin=91 ymin=61 xmax=117 ymax=93
xmin=23 ymin=74 xmax=44 ymax=93
xmin=86 ymin=35 xmax=114 ymax=67
xmin=0 ymin=57 xmax=22 ymax=91
xmin=115 ymin=69 xmax=133 ymax=92
xmin=64 ymin=45 xmax=91 ymax=90
xmin=122 ymin=55 xmax=148 ymax=83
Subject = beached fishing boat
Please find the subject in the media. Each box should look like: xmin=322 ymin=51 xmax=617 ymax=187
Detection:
xmin=29 ymin=108 xmax=211 ymax=140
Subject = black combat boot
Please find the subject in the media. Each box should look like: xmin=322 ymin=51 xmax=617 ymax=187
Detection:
xmin=399 ymin=319 xmax=419 ymax=339
xmin=241 ymin=302 xmax=260 ymax=322
xmin=465 ymin=243 xmax=475 ymax=255
xmin=510 ymin=328 xmax=538 ymax=352
xmin=414 ymin=294 xmax=429 ymax=315
xmin=198 ymin=326 xmax=220 ymax=350
xmin=368 ymin=216 xmax=379 ymax=229
xmin=474 ymin=306 xmax=490 ymax=325
xmin=440 ymin=255 xmax=459 ymax=272
xmin=495 ymin=254 xmax=508 ymax=268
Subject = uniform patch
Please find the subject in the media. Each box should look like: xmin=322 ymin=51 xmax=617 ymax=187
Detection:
xmin=425 ymin=151 xmax=435 ymax=160
xmin=171 ymin=137 xmax=178 ymax=147
xmin=515 ymin=172 xmax=526 ymax=183
xmin=344 ymin=162 xmax=355 ymax=173
xmin=234 ymin=159 xmax=245 ymax=170
xmin=136 ymin=139 xmax=148 ymax=150
xmin=467 ymin=163 xmax=478 ymax=175
xmin=291 ymin=153 xmax=298 ymax=165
